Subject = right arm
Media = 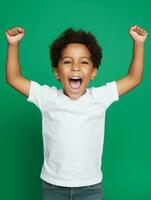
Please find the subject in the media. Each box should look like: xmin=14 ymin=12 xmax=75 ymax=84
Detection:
xmin=5 ymin=27 xmax=31 ymax=97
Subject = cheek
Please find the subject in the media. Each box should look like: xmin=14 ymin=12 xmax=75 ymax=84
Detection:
xmin=59 ymin=68 xmax=70 ymax=80
xmin=83 ymin=69 xmax=93 ymax=77
xmin=62 ymin=65 xmax=71 ymax=72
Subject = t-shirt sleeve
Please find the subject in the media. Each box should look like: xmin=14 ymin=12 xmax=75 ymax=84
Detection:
xmin=27 ymin=80 xmax=51 ymax=111
xmin=104 ymin=81 xmax=119 ymax=109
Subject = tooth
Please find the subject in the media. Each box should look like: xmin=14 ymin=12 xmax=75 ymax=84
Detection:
xmin=71 ymin=76 xmax=81 ymax=79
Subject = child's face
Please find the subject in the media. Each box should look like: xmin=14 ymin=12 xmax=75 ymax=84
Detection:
xmin=54 ymin=43 xmax=97 ymax=100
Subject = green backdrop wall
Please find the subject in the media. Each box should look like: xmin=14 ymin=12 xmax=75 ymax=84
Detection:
xmin=0 ymin=0 xmax=150 ymax=199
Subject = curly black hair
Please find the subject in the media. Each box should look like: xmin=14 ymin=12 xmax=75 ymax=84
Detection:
xmin=49 ymin=28 xmax=103 ymax=69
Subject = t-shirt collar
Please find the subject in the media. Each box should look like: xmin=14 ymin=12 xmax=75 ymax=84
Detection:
xmin=59 ymin=88 xmax=89 ymax=103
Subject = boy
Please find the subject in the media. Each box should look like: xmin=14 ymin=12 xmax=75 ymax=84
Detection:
xmin=5 ymin=25 xmax=148 ymax=200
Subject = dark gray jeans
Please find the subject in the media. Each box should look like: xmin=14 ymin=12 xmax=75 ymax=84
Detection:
xmin=42 ymin=180 xmax=104 ymax=200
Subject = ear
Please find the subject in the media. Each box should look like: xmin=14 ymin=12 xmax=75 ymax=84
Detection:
xmin=91 ymin=67 xmax=97 ymax=79
xmin=54 ymin=67 xmax=60 ymax=80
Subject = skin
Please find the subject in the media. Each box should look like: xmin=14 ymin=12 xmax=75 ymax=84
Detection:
xmin=116 ymin=25 xmax=148 ymax=95
xmin=53 ymin=43 xmax=98 ymax=99
xmin=5 ymin=25 xmax=148 ymax=100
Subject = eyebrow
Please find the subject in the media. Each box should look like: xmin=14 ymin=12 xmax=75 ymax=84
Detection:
xmin=62 ymin=56 xmax=90 ymax=59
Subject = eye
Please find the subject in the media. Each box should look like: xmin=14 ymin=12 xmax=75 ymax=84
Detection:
xmin=63 ymin=61 xmax=71 ymax=64
xmin=81 ymin=61 xmax=88 ymax=64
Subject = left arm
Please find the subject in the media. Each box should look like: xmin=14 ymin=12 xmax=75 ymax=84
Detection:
xmin=116 ymin=25 xmax=148 ymax=97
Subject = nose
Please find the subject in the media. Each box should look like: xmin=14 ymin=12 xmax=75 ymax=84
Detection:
xmin=71 ymin=64 xmax=80 ymax=71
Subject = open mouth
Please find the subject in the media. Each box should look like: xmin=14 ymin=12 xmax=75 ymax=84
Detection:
xmin=68 ymin=77 xmax=83 ymax=91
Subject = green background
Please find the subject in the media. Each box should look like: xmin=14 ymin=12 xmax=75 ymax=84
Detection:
xmin=0 ymin=0 xmax=151 ymax=199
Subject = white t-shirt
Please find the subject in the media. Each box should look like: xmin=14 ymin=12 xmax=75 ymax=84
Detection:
xmin=27 ymin=80 xmax=119 ymax=187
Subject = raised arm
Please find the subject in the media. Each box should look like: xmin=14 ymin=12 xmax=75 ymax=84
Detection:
xmin=116 ymin=25 xmax=148 ymax=97
xmin=5 ymin=27 xmax=31 ymax=97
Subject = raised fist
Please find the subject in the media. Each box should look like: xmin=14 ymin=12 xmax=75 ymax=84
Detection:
xmin=129 ymin=25 xmax=148 ymax=43
xmin=5 ymin=27 xmax=25 ymax=45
